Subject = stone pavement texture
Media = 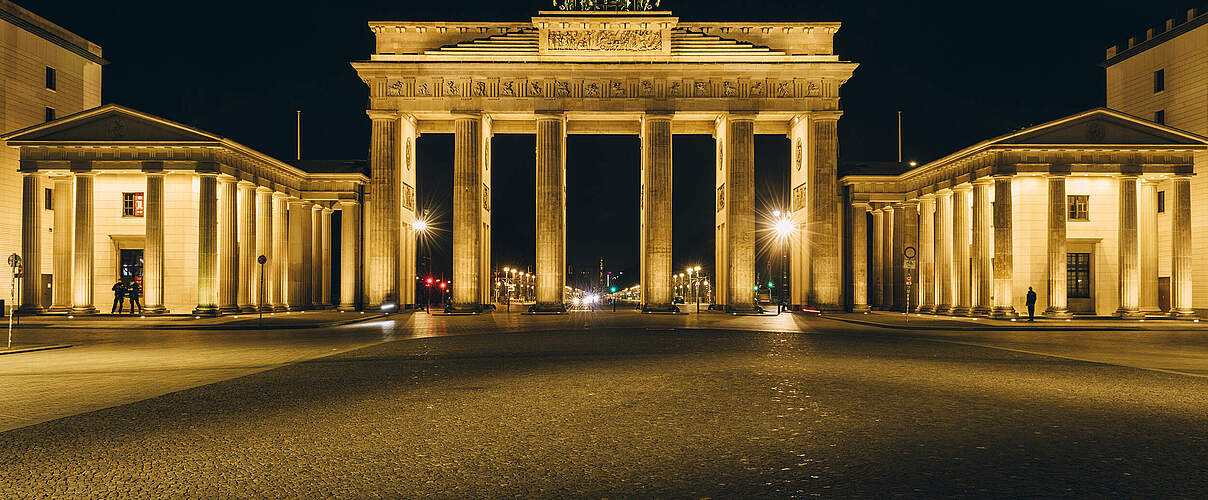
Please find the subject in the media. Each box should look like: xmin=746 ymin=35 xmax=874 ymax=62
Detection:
xmin=0 ymin=310 xmax=1206 ymax=496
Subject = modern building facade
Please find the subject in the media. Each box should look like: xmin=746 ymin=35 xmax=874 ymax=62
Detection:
xmin=843 ymin=109 xmax=1207 ymax=318
xmin=1104 ymin=7 xmax=1208 ymax=314
xmin=1 ymin=106 xmax=365 ymax=315
xmin=1 ymin=0 xmax=103 ymax=299
xmin=352 ymin=9 xmax=858 ymax=313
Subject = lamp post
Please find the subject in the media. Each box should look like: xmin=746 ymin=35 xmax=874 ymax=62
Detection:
xmin=412 ymin=216 xmax=429 ymax=313
xmin=772 ymin=210 xmax=793 ymax=314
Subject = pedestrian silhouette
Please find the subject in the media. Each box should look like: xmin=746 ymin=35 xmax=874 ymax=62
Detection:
xmin=111 ymin=280 xmax=127 ymax=314
xmin=127 ymin=281 xmax=143 ymax=315
xmin=1025 ymin=286 xmax=1038 ymax=322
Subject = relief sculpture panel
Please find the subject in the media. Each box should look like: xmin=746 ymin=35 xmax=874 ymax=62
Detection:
xmin=547 ymin=30 xmax=662 ymax=51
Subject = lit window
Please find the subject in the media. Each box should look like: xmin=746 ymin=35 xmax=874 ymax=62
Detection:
xmin=45 ymin=67 xmax=56 ymax=90
xmin=1154 ymin=110 xmax=1165 ymax=124
xmin=44 ymin=188 xmax=53 ymax=211
xmin=1068 ymin=195 xmax=1089 ymax=221
xmin=1157 ymin=190 xmax=1166 ymax=213
xmin=122 ymin=192 xmax=145 ymax=217
xmin=1067 ymin=253 xmax=1091 ymax=298
xmin=1154 ymin=69 xmax=1164 ymax=93
xmin=44 ymin=107 xmax=55 ymax=122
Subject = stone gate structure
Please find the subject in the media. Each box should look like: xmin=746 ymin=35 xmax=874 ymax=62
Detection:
xmin=353 ymin=9 xmax=858 ymax=312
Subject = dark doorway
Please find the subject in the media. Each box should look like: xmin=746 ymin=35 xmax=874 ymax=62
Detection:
xmin=120 ymin=249 xmax=144 ymax=285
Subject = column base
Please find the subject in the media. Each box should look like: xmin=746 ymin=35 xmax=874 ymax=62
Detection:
xmin=851 ymin=304 xmax=871 ymax=313
xmin=916 ymin=305 xmax=934 ymax=314
xmin=142 ymin=306 xmax=169 ymax=315
xmin=16 ymin=305 xmax=44 ymax=315
xmin=239 ymin=305 xmax=258 ymax=313
xmin=337 ymin=303 xmax=359 ymax=312
xmin=1170 ymin=309 xmax=1199 ymax=320
xmin=990 ymin=306 xmax=1017 ymax=319
xmin=530 ymin=303 xmax=567 ymax=314
xmin=69 ymin=306 xmax=97 ymax=315
xmin=933 ymin=305 xmax=952 ymax=315
xmin=1116 ymin=308 xmax=1145 ymax=320
xmin=273 ymin=305 xmax=289 ymax=312
xmin=192 ymin=305 xmax=220 ymax=317
xmin=288 ymin=305 xmax=313 ymax=312
xmin=949 ymin=306 xmax=972 ymax=317
xmin=218 ymin=305 xmax=242 ymax=314
xmin=45 ymin=305 xmax=73 ymax=314
xmin=972 ymin=306 xmax=992 ymax=316
xmin=642 ymin=303 xmax=678 ymax=314
xmin=1043 ymin=307 xmax=1073 ymax=319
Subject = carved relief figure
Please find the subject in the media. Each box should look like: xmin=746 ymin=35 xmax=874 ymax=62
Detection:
xmin=552 ymin=0 xmax=660 ymax=11
xmin=406 ymin=138 xmax=413 ymax=171
xmin=806 ymin=80 xmax=820 ymax=97
xmin=609 ymin=80 xmax=625 ymax=96
xmin=446 ymin=80 xmax=459 ymax=96
xmin=749 ymin=81 xmax=764 ymax=97
xmin=547 ymin=30 xmax=661 ymax=51
xmin=694 ymin=81 xmax=709 ymax=96
xmin=473 ymin=81 xmax=487 ymax=97
xmin=795 ymin=140 xmax=802 ymax=170
xmin=717 ymin=184 xmax=726 ymax=212
xmin=387 ymin=80 xmax=405 ymax=96
xmin=585 ymin=82 xmax=601 ymax=97
xmin=529 ymin=81 xmax=543 ymax=97
xmin=416 ymin=82 xmax=431 ymax=96
xmin=668 ymin=81 xmax=682 ymax=97
xmin=555 ymin=80 xmax=570 ymax=97
xmin=501 ymin=81 xmax=515 ymax=97
xmin=723 ymin=81 xmax=737 ymax=97
xmin=639 ymin=80 xmax=654 ymax=96
xmin=776 ymin=81 xmax=793 ymax=98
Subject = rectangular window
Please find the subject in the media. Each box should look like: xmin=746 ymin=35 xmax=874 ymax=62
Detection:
xmin=1158 ymin=190 xmax=1166 ymax=213
xmin=122 ymin=192 xmax=145 ymax=217
xmin=1154 ymin=110 xmax=1165 ymax=124
xmin=45 ymin=67 xmax=56 ymax=90
xmin=1067 ymin=195 xmax=1089 ymax=221
xmin=44 ymin=188 xmax=53 ymax=211
xmin=44 ymin=107 xmax=55 ymax=122
xmin=1154 ymin=69 xmax=1165 ymax=93
xmin=1067 ymin=253 xmax=1091 ymax=299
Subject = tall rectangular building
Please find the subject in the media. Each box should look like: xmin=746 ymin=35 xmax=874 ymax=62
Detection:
xmin=1104 ymin=7 xmax=1208 ymax=313
xmin=1 ymin=1 xmax=103 ymax=301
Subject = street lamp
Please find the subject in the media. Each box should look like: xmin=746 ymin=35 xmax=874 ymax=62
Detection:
xmin=770 ymin=210 xmax=793 ymax=313
xmin=412 ymin=214 xmax=430 ymax=313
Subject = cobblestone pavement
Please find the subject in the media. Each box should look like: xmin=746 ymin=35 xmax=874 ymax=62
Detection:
xmin=1 ymin=318 xmax=1207 ymax=497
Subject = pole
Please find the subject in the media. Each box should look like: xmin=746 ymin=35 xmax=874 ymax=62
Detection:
xmin=897 ymin=110 xmax=903 ymax=163
xmin=296 ymin=110 xmax=302 ymax=161
xmin=258 ymin=261 xmax=264 ymax=326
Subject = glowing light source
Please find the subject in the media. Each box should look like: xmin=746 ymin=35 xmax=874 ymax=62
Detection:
xmin=411 ymin=219 xmax=428 ymax=232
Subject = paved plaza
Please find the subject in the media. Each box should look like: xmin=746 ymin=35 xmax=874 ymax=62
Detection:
xmin=1 ymin=310 xmax=1207 ymax=497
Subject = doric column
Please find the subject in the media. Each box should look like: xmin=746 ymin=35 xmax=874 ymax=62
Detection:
xmin=217 ymin=177 xmax=239 ymax=314
xmin=338 ymin=199 xmax=360 ymax=311
xmin=991 ymin=177 xmax=1017 ymax=319
xmin=451 ymin=115 xmax=486 ymax=313
xmin=19 ymin=171 xmax=43 ymax=313
xmin=850 ymin=203 xmax=870 ymax=312
xmin=972 ymin=179 xmax=993 ymax=315
xmin=918 ymin=195 xmax=936 ymax=313
xmin=1170 ymin=176 xmax=1195 ymax=318
xmin=236 ymin=181 xmax=256 ymax=312
xmin=891 ymin=204 xmax=905 ymax=311
xmin=193 ymin=171 xmax=219 ymax=316
xmin=48 ymin=174 xmax=74 ymax=312
xmin=311 ymin=204 xmax=323 ymax=308
xmin=1117 ymin=175 xmax=1142 ymax=318
xmin=809 ymin=114 xmax=842 ymax=310
xmin=1139 ymin=180 xmax=1160 ymax=313
xmin=934 ymin=190 xmax=953 ymax=314
xmin=287 ymin=199 xmax=312 ymax=310
xmin=535 ymin=114 xmax=567 ymax=312
xmin=641 ymin=114 xmax=674 ymax=312
xmin=896 ymin=202 xmax=919 ymax=312
xmin=724 ymin=116 xmax=757 ymax=312
xmin=1045 ymin=175 xmax=1072 ymax=318
xmin=143 ymin=164 xmax=167 ymax=314
xmin=254 ymin=187 xmax=272 ymax=311
xmin=367 ymin=111 xmax=400 ymax=308
xmin=869 ymin=208 xmax=884 ymax=309
xmin=271 ymin=193 xmax=288 ymax=311
xmin=71 ymin=165 xmax=97 ymax=314
xmin=951 ymin=185 xmax=972 ymax=316
xmin=321 ymin=206 xmax=333 ymax=307
xmin=881 ymin=206 xmax=895 ymax=310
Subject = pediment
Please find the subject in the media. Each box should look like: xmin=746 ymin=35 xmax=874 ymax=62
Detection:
xmin=3 ymin=106 xmax=220 ymax=143
xmin=998 ymin=110 xmax=1205 ymax=146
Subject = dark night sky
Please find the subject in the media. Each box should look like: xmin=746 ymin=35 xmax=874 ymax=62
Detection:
xmin=21 ymin=0 xmax=1203 ymax=286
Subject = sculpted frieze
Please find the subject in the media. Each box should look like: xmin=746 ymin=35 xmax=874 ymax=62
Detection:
xmin=381 ymin=77 xmax=829 ymax=100
xmin=546 ymin=30 xmax=662 ymax=52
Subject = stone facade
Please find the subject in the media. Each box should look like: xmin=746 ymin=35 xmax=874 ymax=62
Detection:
xmin=1 ymin=1 xmax=103 ymax=301
xmin=355 ymin=10 xmax=858 ymax=312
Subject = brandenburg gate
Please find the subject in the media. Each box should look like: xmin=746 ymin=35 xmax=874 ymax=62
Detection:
xmin=352 ymin=6 xmax=857 ymax=313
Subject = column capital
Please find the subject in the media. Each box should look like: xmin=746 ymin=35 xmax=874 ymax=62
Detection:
xmin=972 ymin=177 xmax=994 ymax=186
xmin=918 ymin=193 xmax=936 ymax=201
xmin=952 ymin=183 xmax=973 ymax=193
xmin=1119 ymin=173 xmax=1141 ymax=181
xmin=237 ymin=180 xmax=257 ymax=189
xmin=255 ymin=185 xmax=273 ymax=194
xmin=851 ymin=201 xmax=872 ymax=210
xmin=807 ymin=110 xmax=844 ymax=122
xmin=272 ymin=191 xmax=289 ymax=199
xmin=322 ymin=206 xmax=334 ymax=215
xmin=367 ymin=109 xmax=401 ymax=121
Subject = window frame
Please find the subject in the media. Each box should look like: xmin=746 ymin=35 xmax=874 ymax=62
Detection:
xmin=1154 ymin=69 xmax=1165 ymax=93
xmin=44 ymin=107 xmax=55 ymax=122
xmin=1157 ymin=190 xmax=1166 ymax=213
xmin=45 ymin=66 xmax=56 ymax=91
xmin=1154 ymin=110 xmax=1165 ymax=125
xmin=122 ymin=192 xmax=145 ymax=217
xmin=1067 ymin=194 xmax=1089 ymax=222
xmin=1067 ymin=253 xmax=1092 ymax=299
xmin=44 ymin=188 xmax=53 ymax=211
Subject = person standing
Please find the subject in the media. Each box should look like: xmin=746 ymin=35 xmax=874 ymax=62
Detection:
xmin=111 ymin=280 xmax=127 ymax=314
xmin=127 ymin=281 xmax=143 ymax=315
xmin=1025 ymin=286 xmax=1038 ymax=322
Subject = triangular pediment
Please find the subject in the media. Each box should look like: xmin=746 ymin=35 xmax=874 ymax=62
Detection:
xmin=997 ymin=109 xmax=1206 ymax=146
xmin=2 ymin=105 xmax=221 ymax=143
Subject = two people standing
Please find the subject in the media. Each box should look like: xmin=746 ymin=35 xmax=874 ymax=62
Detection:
xmin=110 ymin=279 xmax=143 ymax=315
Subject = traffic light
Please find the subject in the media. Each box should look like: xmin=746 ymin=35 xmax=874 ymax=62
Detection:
xmin=609 ymin=286 xmax=617 ymax=293
xmin=768 ymin=281 xmax=775 ymax=288
xmin=439 ymin=282 xmax=447 ymax=290
xmin=426 ymin=277 xmax=433 ymax=285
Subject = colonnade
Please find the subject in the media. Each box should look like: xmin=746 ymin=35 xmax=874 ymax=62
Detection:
xmin=17 ymin=161 xmax=362 ymax=316
xmin=365 ymin=111 xmax=844 ymax=314
xmin=850 ymin=174 xmax=1194 ymax=318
